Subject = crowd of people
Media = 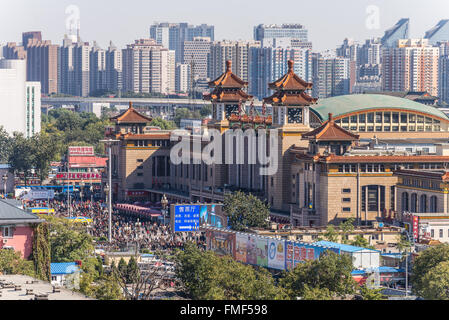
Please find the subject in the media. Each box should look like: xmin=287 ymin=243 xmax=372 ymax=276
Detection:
xmin=24 ymin=198 xmax=206 ymax=253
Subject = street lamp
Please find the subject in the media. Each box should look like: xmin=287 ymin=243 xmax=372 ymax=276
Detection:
xmin=104 ymin=183 xmax=111 ymax=243
xmin=161 ymin=194 xmax=169 ymax=224
xmin=2 ymin=174 xmax=8 ymax=198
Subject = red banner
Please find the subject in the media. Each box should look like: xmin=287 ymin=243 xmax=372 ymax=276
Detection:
xmin=56 ymin=173 xmax=101 ymax=180
xmin=69 ymin=146 xmax=94 ymax=156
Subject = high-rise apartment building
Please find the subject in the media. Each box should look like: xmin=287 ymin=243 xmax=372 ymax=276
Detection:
xmin=249 ymin=46 xmax=312 ymax=100
xmin=175 ymin=63 xmax=191 ymax=93
xmin=381 ymin=18 xmax=410 ymax=47
xmin=3 ymin=43 xmax=26 ymax=60
xmin=425 ymin=20 xmax=449 ymax=46
xmin=182 ymin=37 xmax=211 ymax=80
xmin=22 ymin=31 xmax=42 ymax=50
xmin=150 ymin=22 xmax=214 ymax=63
xmin=359 ymin=38 xmax=382 ymax=65
xmin=382 ymin=39 xmax=439 ymax=96
xmin=25 ymin=39 xmax=59 ymax=95
xmin=105 ymin=42 xmax=122 ymax=93
xmin=312 ymin=55 xmax=350 ymax=99
xmin=59 ymin=35 xmax=90 ymax=97
xmin=0 ymin=59 xmax=40 ymax=137
xmin=90 ymin=42 xmax=107 ymax=94
xmin=253 ymin=24 xmax=308 ymax=43
xmin=208 ymin=40 xmax=261 ymax=84
xmin=439 ymin=55 xmax=449 ymax=104
xmin=122 ymin=39 xmax=175 ymax=94
xmin=336 ymin=38 xmax=360 ymax=64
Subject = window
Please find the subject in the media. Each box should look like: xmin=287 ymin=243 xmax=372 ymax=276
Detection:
xmin=420 ymin=194 xmax=427 ymax=213
xmin=342 ymin=207 xmax=351 ymax=212
xmin=384 ymin=112 xmax=391 ymax=123
xmin=440 ymin=229 xmax=443 ymax=238
xmin=2 ymin=226 xmax=13 ymax=238
xmin=430 ymin=196 xmax=438 ymax=212
xmin=342 ymin=188 xmax=351 ymax=193
xmin=342 ymin=198 xmax=351 ymax=202
xmin=431 ymin=229 xmax=434 ymax=238
xmin=375 ymin=112 xmax=382 ymax=123
xmin=137 ymin=166 xmax=143 ymax=170
xmin=137 ymin=173 xmax=143 ymax=177
xmin=137 ymin=159 xmax=144 ymax=163
xmin=392 ymin=113 xmax=399 ymax=123
xmin=400 ymin=113 xmax=408 ymax=123
xmin=359 ymin=114 xmax=366 ymax=123
xmin=367 ymin=113 xmax=374 ymax=123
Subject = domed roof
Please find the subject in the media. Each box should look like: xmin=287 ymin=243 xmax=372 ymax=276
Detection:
xmin=310 ymin=94 xmax=449 ymax=122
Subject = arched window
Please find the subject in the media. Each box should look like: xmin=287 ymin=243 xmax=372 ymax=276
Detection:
xmin=430 ymin=196 xmax=438 ymax=213
xmin=411 ymin=193 xmax=418 ymax=213
xmin=420 ymin=194 xmax=427 ymax=213
xmin=402 ymin=192 xmax=409 ymax=212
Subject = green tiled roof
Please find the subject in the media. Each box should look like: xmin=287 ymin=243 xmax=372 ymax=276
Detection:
xmin=310 ymin=94 xmax=449 ymax=122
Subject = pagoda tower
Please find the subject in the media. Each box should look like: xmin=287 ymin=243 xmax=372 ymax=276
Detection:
xmin=263 ymin=60 xmax=317 ymax=213
xmin=204 ymin=60 xmax=253 ymax=132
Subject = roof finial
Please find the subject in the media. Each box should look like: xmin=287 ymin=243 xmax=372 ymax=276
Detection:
xmin=226 ymin=60 xmax=232 ymax=73
xmin=328 ymin=113 xmax=333 ymax=123
xmin=288 ymin=60 xmax=294 ymax=72
xmin=129 ymin=101 xmax=133 ymax=109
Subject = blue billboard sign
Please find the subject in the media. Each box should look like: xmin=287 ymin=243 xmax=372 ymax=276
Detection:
xmin=173 ymin=205 xmax=200 ymax=232
xmin=171 ymin=204 xmax=227 ymax=232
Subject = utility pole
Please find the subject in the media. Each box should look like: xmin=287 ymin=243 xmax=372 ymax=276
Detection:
xmin=100 ymin=139 xmax=119 ymax=243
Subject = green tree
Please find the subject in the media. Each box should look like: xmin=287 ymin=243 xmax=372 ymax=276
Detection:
xmin=350 ymin=235 xmax=375 ymax=249
xmin=0 ymin=126 xmax=11 ymax=163
xmin=340 ymin=218 xmax=355 ymax=244
xmin=43 ymin=216 xmax=95 ymax=263
xmin=279 ymin=251 xmax=356 ymax=300
xmin=8 ymin=132 xmax=35 ymax=186
xmin=175 ymin=242 xmax=286 ymax=300
xmin=411 ymin=244 xmax=449 ymax=296
xmin=31 ymin=223 xmax=51 ymax=281
xmin=118 ymin=258 xmax=128 ymax=277
xmin=420 ymin=260 xmax=449 ymax=300
xmin=0 ymin=249 xmax=35 ymax=277
xmin=200 ymin=105 xmax=212 ymax=118
xmin=31 ymin=133 xmax=59 ymax=184
xmin=149 ymin=118 xmax=176 ymax=130
xmin=223 ymin=191 xmax=270 ymax=231
xmin=359 ymin=285 xmax=386 ymax=300
xmin=321 ymin=225 xmax=339 ymax=242
xmin=126 ymin=256 xmax=139 ymax=284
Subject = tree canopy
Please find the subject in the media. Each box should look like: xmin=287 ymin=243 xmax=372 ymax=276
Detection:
xmin=223 ymin=191 xmax=270 ymax=231
xmin=175 ymin=242 xmax=286 ymax=300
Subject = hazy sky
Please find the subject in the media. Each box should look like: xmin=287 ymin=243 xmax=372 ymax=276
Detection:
xmin=1 ymin=0 xmax=449 ymax=52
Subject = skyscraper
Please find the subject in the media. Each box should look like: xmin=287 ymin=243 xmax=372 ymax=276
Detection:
xmin=175 ymin=63 xmax=191 ymax=93
xmin=25 ymin=39 xmax=59 ymax=95
xmin=249 ymin=46 xmax=312 ymax=100
xmin=439 ymin=55 xmax=449 ymax=104
xmin=150 ymin=22 xmax=214 ymax=63
xmin=122 ymin=39 xmax=175 ymax=94
xmin=208 ymin=40 xmax=260 ymax=84
xmin=3 ymin=42 xmax=26 ymax=60
xmin=105 ymin=42 xmax=122 ymax=93
xmin=59 ymin=35 xmax=90 ymax=97
xmin=253 ymin=24 xmax=308 ymax=43
xmin=382 ymin=39 xmax=439 ymax=96
xmin=0 ymin=59 xmax=40 ymax=137
xmin=381 ymin=18 xmax=410 ymax=47
xmin=183 ymin=37 xmax=211 ymax=80
xmin=425 ymin=20 xmax=449 ymax=46
xmin=89 ymin=42 xmax=107 ymax=94
xmin=22 ymin=31 xmax=42 ymax=50
xmin=312 ymin=55 xmax=350 ymax=99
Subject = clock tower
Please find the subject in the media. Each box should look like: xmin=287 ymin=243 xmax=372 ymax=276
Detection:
xmin=204 ymin=60 xmax=253 ymax=132
xmin=263 ymin=60 xmax=317 ymax=213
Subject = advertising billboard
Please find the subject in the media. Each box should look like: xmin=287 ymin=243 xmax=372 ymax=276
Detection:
xmin=172 ymin=204 xmax=226 ymax=232
xmin=256 ymin=237 xmax=268 ymax=268
xmin=172 ymin=205 xmax=201 ymax=232
xmin=267 ymin=239 xmax=286 ymax=270
xmin=286 ymin=242 xmax=294 ymax=270
xmin=235 ymin=233 xmax=247 ymax=264
xmin=246 ymin=234 xmax=257 ymax=265
xmin=286 ymin=241 xmax=339 ymax=270
xmin=206 ymin=230 xmax=235 ymax=257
